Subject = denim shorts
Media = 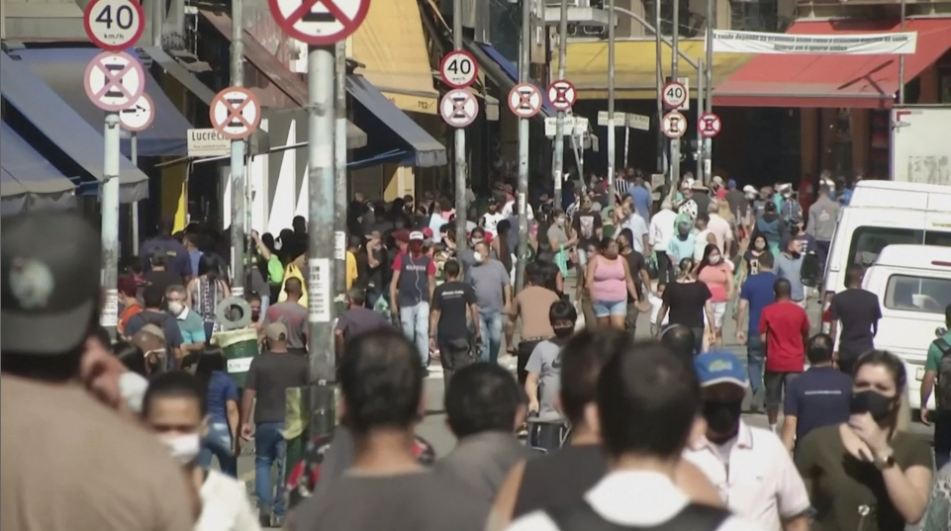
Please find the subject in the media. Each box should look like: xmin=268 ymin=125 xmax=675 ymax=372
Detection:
xmin=593 ymin=299 xmax=627 ymax=318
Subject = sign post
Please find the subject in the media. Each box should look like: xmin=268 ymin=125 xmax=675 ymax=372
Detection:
xmin=119 ymin=93 xmax=154 ymax=253
xmin=548 ymin=78 xmax=576 ymax=199
xmin=445 ymin=0 xmax=475 ymax=251
xmin=514 ymin=0 xmax=532 ymax=292
xmin=440 ymin=89 xmax=479 ymax=128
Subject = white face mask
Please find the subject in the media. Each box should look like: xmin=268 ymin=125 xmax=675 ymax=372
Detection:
xmin=709 ymin=255 xmax=722 ymax=265
xmin=167 ymin=301 xmax=184 ymax=316
xmin=473 ymin=251 xmax=484 ymax=263
xmin=556 ymin=217 xmax=566 ymax=226
xmin=159 ymin=433 xmax=201 ymax=465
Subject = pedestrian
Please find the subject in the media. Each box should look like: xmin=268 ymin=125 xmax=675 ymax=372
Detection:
xmin=781 ymin=334 xmax=852 ymax=453
xmin=655 ymin=257 xmax=713 ymax=355
xmin=620 ymin=203 xmax=650 ymax=255
xmin=125 ymin=283 xmax=185 ymax=370
xmin=507 ymin=342 xmax=748 ymax=531
xmin=660 ymin=324 xmax=699 ymax=369
xmin=742 ymin=234 xmax=770 ymax=278
xmin=240 ymin=322 xmax=310 ymax=527
xmin=920 ymin=304 xmax=951 ymax=469
xmin=195 ymin=349 xmax=240 ymax=477
xmin=707 ymin=200 xmax=734 ymax=256
xmin=469 ymin=240 xmax=512 ymax=364
xmin=345 ymin=235 xmax=361 ymax=290
xmin=165 ymin=284 xmax=207 ymax=354
xmin=617 ymin=228 xmax=651 ymax=337
xmin=335 ymin=287 xmax=391 ymax=358
xmin=512 ymin=262 xmax=560 ymax=384
xmin=142 ymin=371 xmax=259 ymax=530
xmin=390 ymin=230 xmax=437 ymax=366
xmin=286 ymin=330 xmax=490 ymax=531
xmin=430 ymin=259 xmax=481 ymax=388
xmin=144 ymin=253 xmax=183 ymax=298
xmin=140 ymin=218 xmax=191 ymax=278
xmin=923 ymin=462 xmax=951 ymax=531
xmin=628 ymin=171 xmax=653 ymax=222
xmin=649 ymin=199 xmax=678 ymax=283
xmin=429 ymin=198 xmax=455 ymax=243
xmin=753 ymin=201 xmax=787 ymax=257
xmin=796 ymin=350 xmax=933 ymax=531
xmin=586 ymin=237 xmax=640 ymax=330
xmin=725 ymin=179 xmax=746 ymax=220
xmin=481 ymin=196 xmax=506 ymax=238
xmin=262 ymin=277 xmax=309 ymax=353
xmin=829 ymin=266 xmax=882 ymax=375
xmin=524 ymin=300 xmax=576 ymax=421
xmin=807 ymin=184 xmax=839 ymax=278
xmin=759 ymin=278 xmax=810 ymax=432
xmin=666 ymin=216 xmax=697 ymax=268
xmin=363 ymin=230 xmax=386 ymax=307
xmin=685 ymin=352 xmax=811 ymax=531
xmin=692 ymin=213 xmax=718 ymax=261
xmin=438 ymin=363 xmax=534 ymax=501
xmin=117 ymin=273 xmax=144 ymax=337
xmin=1 ymin=211 xmax=195 ymax=531
xmin=187 ymin=253 xmax=231 ymax=339
xmin=696 ymin=243 xmax=734 ymax=347
xmin=735 ymin=250 xmax=777 ymax=412
xmin=775 ymin=236 xmax=807 ymax=307
xmin=572 ymin=195 xmax=602 ymax=270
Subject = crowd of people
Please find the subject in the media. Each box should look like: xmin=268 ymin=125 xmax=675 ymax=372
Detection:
xmin=3 ymin=165 xmax=951 ymax=531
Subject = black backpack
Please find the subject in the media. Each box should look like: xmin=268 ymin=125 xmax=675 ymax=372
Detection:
xmin=546 ymin=500 xmax=730 ymax=531
xmin=934 ymin=337 xmax=951 ymax=410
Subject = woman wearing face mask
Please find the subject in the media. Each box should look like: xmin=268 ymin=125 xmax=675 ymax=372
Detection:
xmin=655 ymin=258 xmax=713 ymax=356
xmin=795 ymin=350 xmax=933 ymax=531
xmin=743 ymin=234 xmax=769 ymax=279
xmin=142 ymin=371 xmax=260 ymax=530
xmin=586 ymin=237 xmax=640 ymax=330
xmin=696 ymin=244 xmax=734 ymax=348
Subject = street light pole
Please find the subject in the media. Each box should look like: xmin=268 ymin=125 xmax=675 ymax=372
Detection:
xmin=552 ymin=0 xmax=568 ymax=206
xmin=898 ymin=0 xmax=906 ymax=104
xmin=334 ymin=41 xmax=347 ymax=296
xmin=696 ymin=57 xmax=704 ymax=181
xmin=606 ymin=0 xmax=616 ymax=210
xmin=704 ymin=0 xmax=714 ymax=182
xmin=100 ymin=112 xmax=120 ymax=339
xmin=229 ymin=0 xmax=246 ymax=296
xmin=453 ymin=0 xmax=468 ymax=251
xmin=515 ymin=0 xmax=531 ymax=292
xmin=670 ymin=0 xmax=680 ymax=187
xmin=654 ymin=0 xmax=664 ymax=175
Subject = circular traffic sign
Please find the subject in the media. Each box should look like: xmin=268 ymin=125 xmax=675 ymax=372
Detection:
xmin=507 ymin=83 xmax=542 ymax=119
xmin=210 ymin=87 xmax=262 ymax=140
xmin=661 ymin=111 xmax=687 ymax=139
xmin=83 ymin=0 xmax=145 ymax=51
xmin=83 ymin=51 xmax=146 ymax=111
xmin=439 ymin=89 xmax=479 ymax=128
xmin=268 ymin=0 xmax=369 ymax=45
xmin=662 ymin=81 xmax=687 ymax=109
xmin=119 ymin=93 xmax=155 ymax=132
xmin=698 ymin=112 xmax=722 ymax=139
xmin=439 ymin=50 xmax=479 ymax=89
xmin=547 ymin=80 xmax=576 ymax=112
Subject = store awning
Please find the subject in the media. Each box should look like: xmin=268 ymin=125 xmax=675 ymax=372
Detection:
xmin=713 ymin=18 xmax=951 ymax=108
xmin=11 ymin=47 xmax=193 ymax=157
xmin=0 ymin=52 xmax=148 ymax=203
xmin=347 ymin=75 xmax=447 ymax=167
xmin=1 ymin=122 xmax=77 ymax=216
xmin=557 ymin=39 xmax=752 ymax=100
xmin=350 ymin=0 xmax=440 ymax=115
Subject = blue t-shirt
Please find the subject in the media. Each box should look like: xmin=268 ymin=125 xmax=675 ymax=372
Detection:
xmin=784 ymin=366 xmax=852 ymax=443
xmin=629 ymin=184 xmax=652 ymax=222
xmin=206 ymin=371 xmax=239 ymax=424
xmin=740 ymin=271 xmax=777 ymax=336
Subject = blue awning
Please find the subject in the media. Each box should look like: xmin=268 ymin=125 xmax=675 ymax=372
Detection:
xmin=347 ymin=75 xmax=446 ymax=167
xmin=1 ymin=122 xmax=77 ymax=216
xmin=1 ymin=51 xmax=148 ymax=203
xmin=470 ymin=42 xmax=555 ymax=118
xmin=10 ymin=47 xmax=193 ymax=157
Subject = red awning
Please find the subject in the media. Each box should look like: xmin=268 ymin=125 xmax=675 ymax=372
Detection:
xmin=713 ymin=18 xmax=951 ymax=108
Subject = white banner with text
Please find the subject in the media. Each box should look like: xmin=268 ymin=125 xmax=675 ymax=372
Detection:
xmin=713 ymin=29 xmax=917 ymax=55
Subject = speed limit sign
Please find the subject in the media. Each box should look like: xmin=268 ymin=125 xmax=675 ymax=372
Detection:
xmin=662 ymin=81 xmax=688 ymax=110
xmin=439 ymin=50 xmax=479 ymax=89
xmin=83 ymin=0 xmax=145 ymax=51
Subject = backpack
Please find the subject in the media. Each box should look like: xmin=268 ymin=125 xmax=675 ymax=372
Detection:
xmin=935 ymin=337 xmax=951 ymax=410
xmin=546 ymin=500 xmax=730 ymax=531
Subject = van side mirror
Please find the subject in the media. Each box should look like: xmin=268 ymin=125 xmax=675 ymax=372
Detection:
xmin=938 ymin=327 xmax=948 ymax=338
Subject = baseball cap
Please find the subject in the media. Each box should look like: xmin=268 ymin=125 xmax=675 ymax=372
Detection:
xmin=265 ymin=322 xmax=288 ymax=342
xmin=694 ymin=352 xmax=748 ymax=389
xmin=421 ymin=227 xmax=434 ymax=239
xmin=1 ymin=212 xmax=102 ymax=355
xmin=409 ymin=231 xmax=424 ymax=241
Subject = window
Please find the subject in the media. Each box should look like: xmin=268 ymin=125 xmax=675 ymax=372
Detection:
xmin=885 ymin=274 xmax=951 ymax=314
xmin=848 ymin=227 xmax=922 ymax=269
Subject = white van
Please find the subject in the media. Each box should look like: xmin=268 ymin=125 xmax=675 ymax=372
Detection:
xmin=861 ymin=245 xmax=951 ymax=410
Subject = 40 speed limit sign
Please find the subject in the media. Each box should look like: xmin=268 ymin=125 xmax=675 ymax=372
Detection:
xmin=83 ymin=0 xmax=145 ymax=51
xmin=439 ymin=50 xmax=479 ymax=89
xmin=662 ymin=81 xmax=687 ymax=110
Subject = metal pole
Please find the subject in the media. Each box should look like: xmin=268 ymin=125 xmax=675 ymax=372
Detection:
xmin=696 ymin=57 xmax=704 ymax=182
xmin=623 ymin=118 xmax=630 ymax=170
xmin=552 ymin=0 xmax=568 ymax=206
xmin=152 ymin=0 xmax=162 ymax=47
xmin=131 ymin=134 xmax=140 ymax=252
xmin=606 ymin=0 xmax=616 ymax=210
xmin=704 ymin=0 xmax=714 ymax=182
xmin=670 ymin=0 xmax=680 ymax=186
xmin=229 ymin=0 xmax=246 ymax=295
xmin=100 ymin=112 xmax=120 ymax=340
xmin=898 ymin=0 xmax=906 ymax=104
xmin=515 ymin=0 xmax=530 ymax=292
xmin=334 ymin=41 xmax=347 ymax=295
xmin=307 ymin=45 xmax=336 ymax=438
xmin=654 ymin=0 xmax=665 ymax=174
xmin=453 ymin=0 xmax=468 ymax=251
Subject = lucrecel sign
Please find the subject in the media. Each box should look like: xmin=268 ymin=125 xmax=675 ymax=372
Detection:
xmin=187 ymin=128 xmax=232 ymax=157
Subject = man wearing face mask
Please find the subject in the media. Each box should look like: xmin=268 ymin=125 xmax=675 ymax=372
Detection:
xmin=166 ymin=285 xmax=207 ymax=354
xmin=685 ymin=352 xmax=811 ymax=531
xmin=524 ymin=301 xmax=576 ymax=420
xmin=468 ymin=241 xmax=512 ymax=364
xmin=775 ymin=236 xmax=807 ymax=308
xmin=142 ymin=371 xmax=259 ymax=530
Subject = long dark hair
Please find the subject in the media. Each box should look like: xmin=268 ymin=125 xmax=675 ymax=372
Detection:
xmin=195 ymin=347 xmax=227 ymax=395
xmin=618 ymin=228 xmax=635 ymax=252
xmin=695 ymin=243 xmax=722 ymax=277
xmin=853 ymin=349 xmax=910 ymax=433
xmin=198 ymin=253 xmax=226 ymax=281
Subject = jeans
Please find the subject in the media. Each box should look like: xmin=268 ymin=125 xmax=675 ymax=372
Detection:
xmin=198 ymin=420 xmax=236 ymax=477
xmin=254 ymin=422 xmax=286 ymax=518
xmin=479 ymin=311 xmax=504 ymax=364
xmin=399 ymin=301 xmax=430 ymax=366
xmin=747 ymin=336 xmax=765 ymax=399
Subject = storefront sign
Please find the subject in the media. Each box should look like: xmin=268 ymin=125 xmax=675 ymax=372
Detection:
xmin=713 ymin=29 xmax=917 ymax=55
xmin=187 ymin=128 xmax=231 ymax=157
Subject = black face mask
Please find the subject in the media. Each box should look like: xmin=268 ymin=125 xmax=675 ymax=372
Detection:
xmin=703 ymin=400 xmax=742 ymax=441
xmin=553 ymin=324 xmax=574 ymax=339
xmin=850 ymin=390 xmax=895 ymax=422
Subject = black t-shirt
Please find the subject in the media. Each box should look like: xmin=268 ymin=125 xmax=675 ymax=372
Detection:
xmin=829 ymin=288 xmax=882 ymax=357
xmin=662 ymin=281 xmax=711 ymax=329
xmin=432 ymin=281 xmax=475 ymax=340
xmin=143 ymin=270 xmax=181 ymax=298
xmin=624 ymin=250 xmax=646 ymax=300
xmin=245 ymin=351 xmax=309 ymax=424
xmin=572 ymin=210 xmax=602 ymax=250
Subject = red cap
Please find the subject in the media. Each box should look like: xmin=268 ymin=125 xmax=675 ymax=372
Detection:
xmin=422 ymin=227 xmax=434 ymax=238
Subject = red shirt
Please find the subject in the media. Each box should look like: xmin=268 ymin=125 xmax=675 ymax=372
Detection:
xmin=759 ymin=300 xmax=809 ymax=373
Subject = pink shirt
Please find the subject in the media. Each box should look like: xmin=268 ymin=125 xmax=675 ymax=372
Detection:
xmin=697 ymin=262 xmax=732 ymax=302
xmin=591 ymin=256 xmax=627 ymax=302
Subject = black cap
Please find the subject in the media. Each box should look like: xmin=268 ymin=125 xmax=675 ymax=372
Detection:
xmin=1 ymin=212 xmax=101 ymax=354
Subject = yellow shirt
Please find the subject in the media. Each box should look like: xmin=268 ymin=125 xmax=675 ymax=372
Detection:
xmin=346 ymin=251 xmax=358 ymax=290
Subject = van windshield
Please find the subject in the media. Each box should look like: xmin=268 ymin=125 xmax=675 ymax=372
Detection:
xmin=885 ymin=274 xmax=951 ymax=314
xmin=848 ymin=228 xmax=951 ymax=268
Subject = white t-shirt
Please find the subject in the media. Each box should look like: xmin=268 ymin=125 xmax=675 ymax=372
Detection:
xmin=506 ymin=470 xmax=759 ymax=531
xmin=481 ymin=212 xmax=506 ymax=237
xmin=623 ymin=213 xmax=649 ymax=254
xmin=708 ymin=214 xmax=733 ymax=253
xmin=501 ymin=200 xmax=534 ymax=221
xmin=649 ymin=209 xmax=678 ymax=253
xmin=195 ymin=469 xmax=259 ymax=531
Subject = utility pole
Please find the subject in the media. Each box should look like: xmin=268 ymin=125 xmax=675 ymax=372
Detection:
xmin=131 ymin=134 xmax=139 ymax=252
xmin=515 ymin=0 xmax=531 ymax=292
xmin=453 ymin=0 xmax=468 ymax=251
xmin=898 ymin=0 xmax=906 ymax=104
xmin=623 ymin=117 xmax=630 ymax=170
xmin=334 ymin=41 xmax=347 ymax=296
xmin=552 ymin=0 xmax=568 ymax=206
xmin=229 ymin=0 xmax=246 ymax=296
xmin=307 ymin=45 xmax=336 ymax=437
xmin=670 ymin=0 xmax=680 ymax=187
xmin=606 ymin=0 xmax=616 ymax=210
xmin=100 ymin=111 xmax=120 ymax=339
xmin=696 ymin=58 xmax=704 ymax=181
xmin=654 ymin=0 xmax=664 ymax=175
xmin=704 ymin=0 xmax=714 ymax=182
